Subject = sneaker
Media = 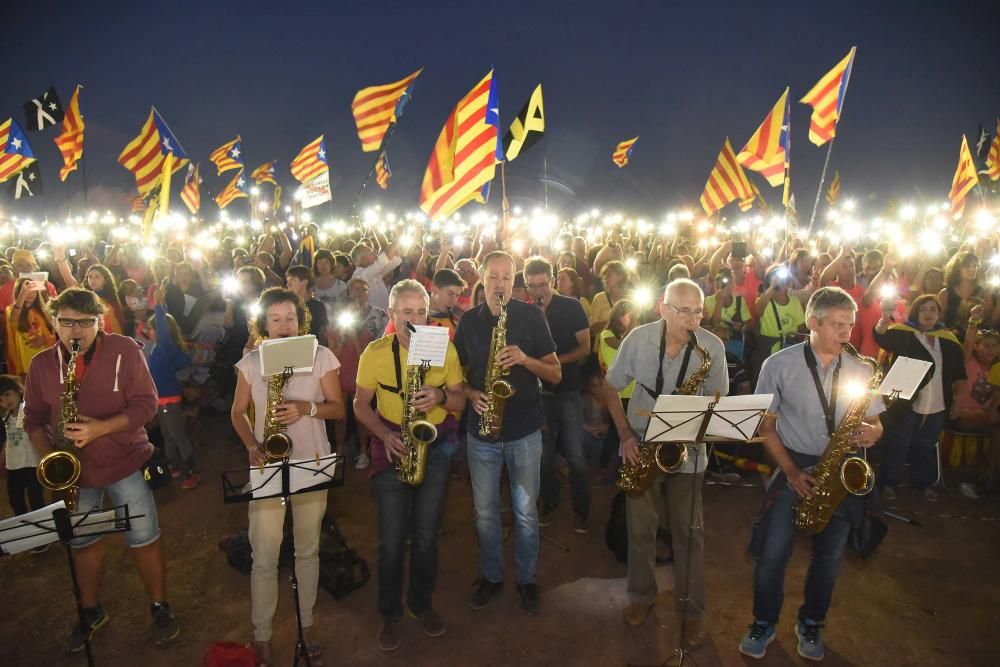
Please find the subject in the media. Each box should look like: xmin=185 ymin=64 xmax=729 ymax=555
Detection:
xmin=538 ymin=507 xmax=555 ymax=527
xmin=406 ymin=606 xmax=446 ymax=637
xmin=150 ymin=602 xmax=179 ymax=645
xmin=377 ymin=618 xmax=400 ymax=652
xmin=572 ymin=513 xmax=589 ymax=534
xmin=65 ymin=604 xmax=109 ymax=654
xmin=517 ymin=583 xmax=542 ymax=616
xmin=180 ymin=472 xmax=201 ymax=490
xmin=960 ymin=482 xmax=980 ymax=499
xmin=30 ymin=543 xmax=50 ymax=554
xmin=794 ymin=620 xmax=826 ymax=661
xmin=881 ymin=486 xmax=896 ymax=501
xmin=355 ymin=453 xmax=370 ymax=470
xmin=622 ymin=601 xmax=654 ymax=627
xmin=738 ymin=620 xmax=775 ymax=659
xmin=467 ymin=578 xmax=503 ymax=610
xmin=923 ymin=488 xmax=939 ymax=503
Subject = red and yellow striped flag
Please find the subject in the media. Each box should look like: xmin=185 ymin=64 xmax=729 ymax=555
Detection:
xmin=117 ymin=107 xmax=189 ymax=196
xmin=699 ymin=138 xmax=755 ymax=215
xmin=352 ymin=68 xmax=423 ymax=152
xmin=0 ymin=118 xmax=35 ymax=183
xmin=986 ymin=119 xmax=1000 ymax=182
xmin=826 ymin=170 xmax=841 ymax=204
xmin=290 ymin=135 xmax=328 ymax=184
xmin=800 ymin=47 xmax=856 ymax=146
xmin=54 ymin=84 xmax=84 ymax=181
xmin=743 ymin=180 xmax=768 ymax=215
xmin=419 ymin=70 xmax=501 ymax=221
xmin=738 ymin=88 xmax=790 ymax=188
xmin=375 ymin=153 xmax=391 ymax=190
xmin=215 ymin=168 xmax=249 ymax=209
xmin=949 ymin=135 xmax=979 ymax=219
xmin=180 ymin=163 xmax=201 ymax=214
xmin=130 ymin=193 xmax=148 ymax=213
xmin=209 ymin=136 xmax=243 ymax=175
xmin=612 ymin=137 xmax=638 ymax=167
xmin=251 ymin=160 xmax=277 ymax=185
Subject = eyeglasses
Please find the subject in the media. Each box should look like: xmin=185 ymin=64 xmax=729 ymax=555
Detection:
xmin=666 ymin=304 xmax=704 ymax=318
xmin=524 ymin=282 xmax=550 ymax=291
xmin=57 ymin=317 xmax=99 ymax=329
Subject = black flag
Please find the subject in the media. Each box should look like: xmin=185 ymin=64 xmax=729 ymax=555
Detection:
xmin=8 ymin=162 xmax=42 ymax=200
xmin=23 ymin=87 xmax=64 ymax=131
xmin=502 ymin=84 xmax=545 ymax=161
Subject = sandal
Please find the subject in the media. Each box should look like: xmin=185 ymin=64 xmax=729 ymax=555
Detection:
xmin=302 ymin=629 xmax=323 ymax=666
xmin=249 ymin=639 xmax=273 ymax=667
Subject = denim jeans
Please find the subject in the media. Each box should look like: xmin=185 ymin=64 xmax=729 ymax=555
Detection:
xmin=372 ymin=443 xmax=452 ymax=621
xmin=72 ymin=469 xmax=161 ymax=549
xmin=467 ymin=430 xmax=542 ymax=585
xmin=540 ymin=392 xmax=591 ymax=518
xmin=880 ymin=410 xmax=944 ymax=491
xmin=158 ymin=403 xmax=196 ymax=476
xmin=752 ymin=480 xmax=852 ymax=625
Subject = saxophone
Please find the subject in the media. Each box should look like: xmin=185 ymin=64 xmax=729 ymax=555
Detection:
xmin=397 ymin=360 xmax=437 ymax=486
xmin=617 ymin=333 xmax=712 ymax=498
xmin=261 ymin=366 xmax=294 ymax=463
xmin=37 ymin=339 xmax=83 ymax=511
xmin=478 ymin=295 xmax=515 ymax=441
xmin=794 ymin=344 xmax=880 ymax=535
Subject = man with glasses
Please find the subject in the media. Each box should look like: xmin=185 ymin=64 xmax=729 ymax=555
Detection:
xmin=23 ymin=288 xmax=179 ymax=653
xmin=524 ymin=258 xmax=592 ymax=533
xmin=603 ymin=278 xmax=727 ymax=649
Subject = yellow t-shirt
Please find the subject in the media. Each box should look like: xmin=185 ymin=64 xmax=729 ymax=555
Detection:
xmin=987 ymin=362 xmax=1000 ymax=387
xmin=356 ymin=333 xmax=464 ymax=426
xmin=599 ymin=329 xmax=634 ymax=398
xmin=759 ymin=297 xmax=805 ymax=354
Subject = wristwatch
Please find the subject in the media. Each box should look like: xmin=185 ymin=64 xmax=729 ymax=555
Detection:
xmin=437 ymin=387 xmax=447 ymax=405
xmin=308 ymin=401 xmax=318 ymax=417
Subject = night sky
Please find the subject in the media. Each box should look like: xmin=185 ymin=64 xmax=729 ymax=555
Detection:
xmin=3 ymin=0 xmax=999 ymax=221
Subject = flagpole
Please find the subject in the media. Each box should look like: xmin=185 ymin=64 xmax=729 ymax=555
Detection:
xmin=543 ymin=154 xmax=549 ymax=211
xmin=501 ymin=161 xmax=510 ymax=233
xmin=807 ymin=138 xmax=836 ymax=234
xmin=350 ymin=121 xmax=399 ymax=222
xmin=81 ymin=155 xmax=89 ymax=211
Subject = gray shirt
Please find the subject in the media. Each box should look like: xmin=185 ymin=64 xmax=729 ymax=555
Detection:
xmin=756 ymin=342 xmax=885 ymax=457
xmin=606 ymin=321 xmax=728 ymax=473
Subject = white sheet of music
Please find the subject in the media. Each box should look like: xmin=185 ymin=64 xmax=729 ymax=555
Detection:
xmin=406 ymin=325 xmax=450 ymax=367
xmin=250 ymin=455 xmax=340 ymax=498
xmin=878 ymin=356 xmax=932 ymax=400
xmin=644 ymin=394 xmax=773 ymax=443
xmin=259 ymin=335 xmax=318 ymax=376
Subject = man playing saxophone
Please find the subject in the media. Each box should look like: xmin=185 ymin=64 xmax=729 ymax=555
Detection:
xmin=354 ymin=280 xmax=466 ymax=652
xmin=454 ymin=251 xmax=561 ymax=616
xmin=739 ymin=287 xmax=884 ymax=662
xmin=604 ymin=278 xmax=727 ymax=648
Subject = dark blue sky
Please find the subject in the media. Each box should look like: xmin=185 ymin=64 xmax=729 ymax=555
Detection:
xmin=3 ymin=0 xmax=999 ymax=220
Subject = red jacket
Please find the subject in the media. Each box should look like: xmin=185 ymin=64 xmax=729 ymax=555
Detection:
xmin=23 ymin=334 xmax=158 ymax=488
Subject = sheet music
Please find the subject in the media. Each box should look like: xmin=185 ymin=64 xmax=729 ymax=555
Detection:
xmin=250 ymin=455 xmax=340 ymax=498
xmin=705 ymin=394 xmax=774 ymax=441
xmin=0 ymin=501 xmax=65 ymax=554
xmin=878 ymin=356 xmax=932 ymax=400
xmin=259 ymin=335 xmax=318 ymax=376
xmin=643 ymin=394 xmax=773 ymax=443
xmin=406 ymin=325 xmax=450 ymax=367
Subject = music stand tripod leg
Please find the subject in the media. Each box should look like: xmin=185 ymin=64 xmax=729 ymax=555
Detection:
xmin=282 ymin=462 xmax=312 ymax=667
xmin=54 ymin=507 xmax=97 ymax=667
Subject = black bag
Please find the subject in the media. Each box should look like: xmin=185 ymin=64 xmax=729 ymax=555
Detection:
xmin=217 ymin=529 xmax=294 ymax=576
xmin=605 ymin=491 xmax=629 ymax=563
xmin=142 ymin=447 xmax=171 ymax=490
xmin=848 ymin=512 xmax=888 ymax=560
xmin=317 ymin=518 xmax=370 ymax=599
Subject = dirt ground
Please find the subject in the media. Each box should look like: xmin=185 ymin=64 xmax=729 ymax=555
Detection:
xmin=2 ymin=414 xmax=999 ymax=667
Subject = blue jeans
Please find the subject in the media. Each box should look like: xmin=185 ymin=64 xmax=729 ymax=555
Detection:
xmin=467 ymin=431 xmax=542 ymax=585
xmin=71 ymin=469 xmax=161 ymax=549
xmin=751 ymin=480 xmax=851 ymax=625
xmin=540 ymin=393 xmax=591 ymax=518
xmin=880 ymin=410 xmax=944 ymax=491
xmin=372 ymin=443 xmax=452 ymax=621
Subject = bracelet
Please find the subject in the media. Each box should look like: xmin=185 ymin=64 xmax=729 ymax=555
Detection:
xmin=969 ymin=318 xmax=983 ymax=328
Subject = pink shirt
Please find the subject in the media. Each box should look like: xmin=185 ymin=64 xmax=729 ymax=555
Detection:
xmin=957 ymin=357 xmax=993 ymax=412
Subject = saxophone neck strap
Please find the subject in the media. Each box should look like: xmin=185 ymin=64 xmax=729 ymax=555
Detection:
xmin=644 ymin=322 xmax=695 ymax=400
xmin=804 ymin=342 xmax=841 ymax=436
xmin=377 ymin=335 xmax=405 ymax=397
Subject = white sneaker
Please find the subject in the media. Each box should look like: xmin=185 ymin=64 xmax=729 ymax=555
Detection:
xmin=959 ymin=482 xmax=980 ymax=499
xmin=355 ymin=453 xmax=370 ymax=469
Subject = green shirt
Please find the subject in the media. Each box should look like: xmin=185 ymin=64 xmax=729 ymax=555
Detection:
xmin=759 ymin=296 xmax=805 ymax=353
xmin=704 ymin=293 xmax=751 ymax=338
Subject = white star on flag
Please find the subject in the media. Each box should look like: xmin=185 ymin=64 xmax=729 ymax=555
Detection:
xmin=11 ymin=137 xmax=21 ymax=150
xmin=48 ymin=102 xmax=58 ymax=111
xmin=230 ymin=146 xmax=241 ymax=159
xmin=162 ymin=138 xmax=173 ymax=152
xmin=28 ymin=172 xmax=36 ymax=181
xmin=237 ymin=177 xmax=246 ymax=188
xmin=318 ymin=149 xmax=326 ymax=160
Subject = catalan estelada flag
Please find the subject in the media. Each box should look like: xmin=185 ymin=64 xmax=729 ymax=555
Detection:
xmin=699 ymin=138 xmax=754 ymax=215
xmin=375 ymin=153 xmax=391 ymax=190
xmin=180 ymin=163 xmax=201 ymax=214
xmin=612 ymin=137 xmax=638 ymax=167
xmin=215 ymin=168 xmax=249 ymax=209
xmin=352 ymin=68 xmax=423 ymax=152
xmin=738 ymin=88 xmax=790 ymax=189
xmin=0 ymin=118 xmax=35 ymax=183
xmin=117 ymin=107 xmax=188 ymax=196
xmin=251 ymin=160 xmax=278 ymax=185
xmin=130 ymin=193 xmax=149 ymax=213
xmin=290 ymin=135 xmax=328 ymax=184
xmin=800 ymin=47 xmax=856 ymax=146
xmin=419 ymin=70 xmax=501 ymax=221
xmin=54 ymin=85 xmax=84 ymax=182
xmin=949 ymin=135 xmax=979 ymax=219
xmin=209 ymin=136 xmax=243 ymax=175
xmin=826 ymin=170 xmax=841 ymax=204
xmin=985 ymin=119 xmax=1000 ymax=182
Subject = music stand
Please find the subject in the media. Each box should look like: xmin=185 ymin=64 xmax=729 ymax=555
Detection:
xmin=222 ymin=454 xmax=344 ymax=667
xmin=642 ymin=393 xmax=769 ymax=666
xmin=0 ymin=502 xmax=139 ymax=667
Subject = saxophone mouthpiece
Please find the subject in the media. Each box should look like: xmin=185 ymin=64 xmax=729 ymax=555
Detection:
xmin=405 ymin=321 xmax=417 ymax=334
xmin=71 ymin=339 xmax=81 ymax=352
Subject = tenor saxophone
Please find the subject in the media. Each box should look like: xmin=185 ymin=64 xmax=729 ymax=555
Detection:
xmin=261 ymin=366 xmax=294 ymax=463
xmin=617 ymin=333 xmax=712 ymax=498
xmin=37 ymin=339 xmax=83 ymax=511
xmin=397 ymin=360 xmax=437 ymax=486
xmin=794 ymin=344 xmax=880 ymax=535
xmin=478 ymin=295 xmax=515 ymax=441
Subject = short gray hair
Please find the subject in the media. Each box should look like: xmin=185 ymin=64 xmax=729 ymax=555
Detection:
xmin=805 ymin=286 xmax=857 ymax=321
xmin=664 ymin=278 xmax=704 ymax=303
xmin=389 ymin=279 xmax=429 ymax=310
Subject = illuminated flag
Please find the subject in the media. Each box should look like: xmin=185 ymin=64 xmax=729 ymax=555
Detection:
xmin=738 ymin=88 xmax=790 ymax=188
xmin=352 ymin=68 xmax=423 ymax=152
xmin=699 ymin=138 xmax=754 ymax=215
xmin=985 ymin=119 xmax=1000 ymax=181
xmin=251 ymin=160 xmax=278 ymax=185
xmin=375 ymin=153 xmax=391 ymax=190
xmin=612 ymin=137 xmax=638 ymax=168
xmin=290 ymin=135 xmax=328 ymax=184
xmin=299 ymin=172 xmax=331 ymax=209
xmin=503 ymin=84 xmax=545 ymax=161
xmin=54 ymin=85 xmax=84 ymax=181
xmin=23 ymin=87 xmax=64 ymax=131
xmin=826 ymin=170 xmax=841 ymax=204
xmin=0 ymin=119 xmax=35 ymax=183
xmin=209 ymin=136 xmax=243 ymax=175
xmin=131 ymin=193 xmax=149 ymax=213
xmin=419 ymin=70 xmax=501 ymax=221
xmin=800 ymin=47 xmax=856 ymax=146
xmin=215 ymin=168 xmax=249 ymax=209
xmin=7 ymin=162 xmax=42 ymax=200
xmin=949 ymin=135 xmax=979 ymax=219
xmin=180 ymin=163 xmax=201 ymax=214
xmin=117 ymin=107 xmax=189 ymax=195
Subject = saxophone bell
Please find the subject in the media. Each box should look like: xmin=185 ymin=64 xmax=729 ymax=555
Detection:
xmin=840 ymin=456 xmax=875 ymax=495
xmin=654 ymin=442 xmax=690 ymax=473
xmin=38 ymin=338 xmax=83 ymax=510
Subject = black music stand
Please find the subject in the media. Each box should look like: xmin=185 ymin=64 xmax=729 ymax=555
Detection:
xmin=0 ymin=502 xmax=139 ymax=667
xmin=222 ymin=454 xmax=344 ymax=667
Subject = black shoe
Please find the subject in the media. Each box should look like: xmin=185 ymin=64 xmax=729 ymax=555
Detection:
xmin=467 ymin=578 xmax=503 ymax=610
xmin=150 ymin=601 xmax=179 ymax=645
xmin=517 ymin=583 xmax=542 ymax=616
xmin=65 ymin=604 xmax=109 ymax=654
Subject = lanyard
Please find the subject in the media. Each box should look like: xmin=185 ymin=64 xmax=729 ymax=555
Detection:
xmin=804 ymin=342 xmax=840 ymax=436
xmin=376 ymin=336 xmax=404 ymax=396
xmin=645 ymin=321 xmax=695 ymax=399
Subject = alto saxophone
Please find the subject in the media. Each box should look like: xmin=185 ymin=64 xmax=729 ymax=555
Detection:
xmin=261 ymin=366 xmax=294 ymax=463
xmin=397 ymin=359 xmax=437 ymax=486
xmin=478 ymin=295 xmax=515 ymax=441
xmin=794 ymin=344 xmax=880 ymax=535
xmin=38 ymin=339 xmax=83 ymax=511
xmin=617 ymin=333 xmax=712 ymax=498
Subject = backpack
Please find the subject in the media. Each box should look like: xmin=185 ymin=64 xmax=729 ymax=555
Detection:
xmin=317 ymin=518 xmax=370 ymax=599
